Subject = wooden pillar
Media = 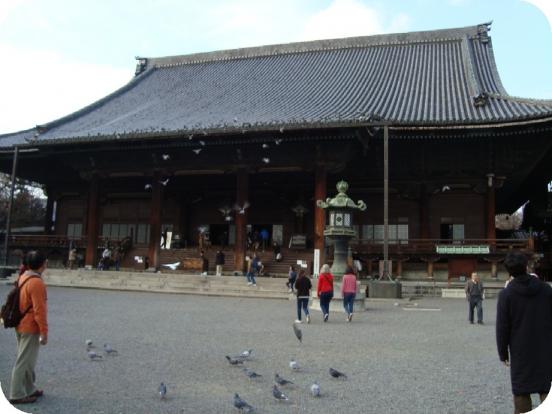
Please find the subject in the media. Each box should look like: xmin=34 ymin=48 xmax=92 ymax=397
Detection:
xmin=234 ymin=168 xmax=248 ymax=272
xmin=314 ymin=165 xmax=327 ymax=266
xmin=85 ymin=175 xmax=100 ymax=267
xmin=486 ymin=174 xmax=496 ymax=241
xmin=419 ymin=184 xmax=430 ymax=239
xmin=148 ymin=171 xmax=162 ymax=270
xmin=43 ymin=187 xmax=54 ymax=235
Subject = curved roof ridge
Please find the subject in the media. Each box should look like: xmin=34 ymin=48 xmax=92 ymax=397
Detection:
xmin=144 ymin=24 xmax=486 ymax=69
xmin=488 ymin=93 xmax=552 ymax=107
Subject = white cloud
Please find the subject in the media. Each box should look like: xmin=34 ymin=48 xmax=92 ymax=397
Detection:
xmin=522 ymin=0 xmax=552 ymax=30
xmin=300 ymin=0 xmax=411 ymax=41
xmin=0 ymin=44 xmax=132 ymax=133
xmin=0 ymin=0 xmax=27 ymax=24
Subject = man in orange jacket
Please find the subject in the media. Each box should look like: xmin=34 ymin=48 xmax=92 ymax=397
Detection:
xmin=9 ymin=250 xmax=48 ymax=405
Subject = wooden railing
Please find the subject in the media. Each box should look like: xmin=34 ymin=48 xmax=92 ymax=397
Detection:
xmin=349 ymin=239 xmax=531 ymax=256
xmin=7 ymin=235 xmax=87 ymax=248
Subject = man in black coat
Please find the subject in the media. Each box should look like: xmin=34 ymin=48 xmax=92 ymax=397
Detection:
xmin=496 ymin=251 xmax=552 ymax=414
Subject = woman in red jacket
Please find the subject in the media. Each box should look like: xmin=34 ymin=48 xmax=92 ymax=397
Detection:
xmin=317 ymin=264 xmax=334 ymax=322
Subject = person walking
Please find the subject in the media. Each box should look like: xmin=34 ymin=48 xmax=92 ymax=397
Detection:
xmin=215 ymin=249 xmax=225 ymax=276
xmin=287 ymin=265 xmax=297 ymax=293
xmin=465 ymin=272 xmax=484 ymax=324
xmin=497 ymin=251 xmax=552 ymax=414
xmin=67 ymin=247 xmax=77 ymax=269
xmin=9 ymin=250 xmax=48 ymax=405
xmin=294 ymin=270 xmax=312 ymax=324
xmin=200 ymin=251 xmax=209 ymax=276
xmin=341 ymin=265 xmax=358 ymax=322
xmin=317 ymin=264 xmax=334 ymax=322
xmin=244 ymin=254 xmax=257 ymax=286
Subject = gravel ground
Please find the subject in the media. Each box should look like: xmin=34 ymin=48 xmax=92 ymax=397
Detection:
xmin=0 ymin=286 xmax=524 ymax=413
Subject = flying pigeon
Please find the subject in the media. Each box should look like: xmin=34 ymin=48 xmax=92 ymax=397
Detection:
xmin=233 ymin=202 xmax=250 ymax=214
xmin=274 ymin=373 xmax=293 ymax=386
xmin=188 ymin=134 xmax=194 ymax=140
xmin=272 ymin=385 xmax=289 ymax=401
xmin=262 ymin=157 xmax=270 ymax=164
xmin=243 ymin=368 xmax=262 ymax=379
xmin=159 ymin=178 xmax=169 ymax=186
xmin=158 ymin=382 xmax=167 ymax=399
xmin=162 ymin=154 xmax=170 ymax=160
xmin=274 ymin=138 xmax=282 ymax=145
xmin=329 ymin=368 xmax=347 ymax=379
xmin=262 ymin=143 xmax=269 ymax=149
xmin=88 ymin=351 xmax=103 ymax=360
xmin=233 ymin=393 xmax=254 ymax=412
xmin=226 ymin=355 xmax=244 ymax=365
xmin=289 ymin=359 xmax=299 ymax=371
xmin=103 ymin=343 xmax=118 ymax=355
xmin=162 ymin=262 xmax=180 ymax=271
xmin=199 ymin=140 xmax=205 ymax=146
xmin=310 ymin=382 xmax=321 ymax=397
xmin=292 ymin=323 xmax=302 ymax=343
xmin=279 ymin=127 xmax=285 ymax=133
xmin=442 ymin=185 xmax=451 ymax=192
xmin=144 ymin=184 xmax=152 ymax=190
xmin=192 ymin=148 xmax=202 ymax=155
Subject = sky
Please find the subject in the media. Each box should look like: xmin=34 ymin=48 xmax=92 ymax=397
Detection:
xmin=0 ymin=0 xmax=551 ymax=134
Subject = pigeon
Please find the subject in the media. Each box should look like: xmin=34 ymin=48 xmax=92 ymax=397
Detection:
xmin=233 ymin=393 xmax=254 ymax=412
xmin=144 ymin=184 xmax=152 ymax=190
xmin=158 ymin=382 xmax=167 ymax=399
xmin=442 ymin=185 xmax=451 ymax=192
xmin=188 ymin=134 xmax=194 ymax=140
xmin=289 ymin=359 xmax=299 ymax=371
xmin=192 ymin=148 xmax=202 ymax=154
xmin=329 ymin=368 xmax=347 ymax=379
xmin=85 ymin=339 xmax=94 ymax=348
xmin=262 ymin=157 xmax=270 ymax=164
xmin=279 ymin=127 xmax=285 ymax=133
xmin=226 ymin=355 xmax=244 ymax=365
xmin=274 ymin=138 xmax=282 ymax=145
xmin=239 ymin=349 xmax=253 ymax=359
xmin=233 ymin=202 xmax=250 ymax=214
xmin=310 ymin=382 xmax=321 ymax=397
xmin=162 ymin=262 xmax=180 ymax=271
xmin=243 ymin=368 xmax=262 ymax=379
xmin=88 ymin=351 xmax=103 ymax=360
xmin=199 ymin=140 xmax=206 ymax=146
xmin=272 ymin=385 xmax=289 ymax=401
xmin=274 ymin=373 xmax=293 ymax=386
xmin=292 ymin=323 xmax=302 ymax=343
xmin=162 ymin=154 xmax=170 ymax=160
xmin=103 ymin=343 xmax=118 ymax=355
xmin=159 ymin=178 xmax=169 ymax=186
xmin=262 ymin=143 xmax=269 ymax=149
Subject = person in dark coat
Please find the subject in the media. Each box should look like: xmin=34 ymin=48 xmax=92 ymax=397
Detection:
xmin=215 ymin=250 xmax=225 ymax=276
xmin=496 ymin=251 xmax=552 ymax=414
xmin=200 ymin=251 xmax=209 ymax=276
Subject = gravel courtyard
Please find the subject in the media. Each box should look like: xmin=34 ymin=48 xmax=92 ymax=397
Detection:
xmin=0 ymin=285 xmax=520 ymax=413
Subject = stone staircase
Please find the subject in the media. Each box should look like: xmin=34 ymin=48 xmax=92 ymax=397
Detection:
xmin=121 ymin=247 xmax=312 ymax=277
xmin=33 ymin=268 xmax=292 ymax=300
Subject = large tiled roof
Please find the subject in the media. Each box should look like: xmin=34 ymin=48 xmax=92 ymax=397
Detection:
xmin=2 ymin=23 xmax=552 ymax=148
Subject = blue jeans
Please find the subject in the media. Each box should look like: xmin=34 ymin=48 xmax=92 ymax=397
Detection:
xmin=469 ymin=297 xmax=483 ymax=323
xmin=319 ymin=291 xmax=333 ymax=316
xmin=343 ymin=293 xmax=355 ymax=314
xmin=246 ymin=271 xmax=256 ymax=284
xmin=297 ymin=297 xmax=309 ymax=320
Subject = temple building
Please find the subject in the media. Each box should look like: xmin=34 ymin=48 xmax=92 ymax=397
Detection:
xmin=1 ymin=23 xmax=551 ymax=280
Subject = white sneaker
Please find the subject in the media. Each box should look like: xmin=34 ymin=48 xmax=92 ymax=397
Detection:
xmin=294 ymin=319 xmax=302 ymax=324
xmin=247 ymin=282 xmax=253 ymax=286
xmin=306 ymin=315 xmax=311 ymax=324
xmin=288 ymin=289 xmax=292 ymax=293
xmin=252 ymin=283 xmax=257 ymax=286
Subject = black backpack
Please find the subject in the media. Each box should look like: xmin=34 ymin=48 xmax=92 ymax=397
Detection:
xmin=0 ymin=275 xmax=39 ymax=329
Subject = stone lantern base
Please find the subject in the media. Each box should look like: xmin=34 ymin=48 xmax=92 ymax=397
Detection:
xmin=367 ymin=280 xmax=402 ymax=299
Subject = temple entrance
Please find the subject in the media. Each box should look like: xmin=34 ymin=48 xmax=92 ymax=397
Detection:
xmin=209 ymin=224 xmax=230 ymax=248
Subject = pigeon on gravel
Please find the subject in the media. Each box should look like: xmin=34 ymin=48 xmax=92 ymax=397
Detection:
xmin=234 ymin=393 xmax=254 ymax=412
xmin=239 ymin=349 xmax=253 ymax=359
xmin=243 ymin=368 xmax=262 ymax=379
xmin=293 ymin=323 xmax=302 ymax=343
xmin=103 ymin=343 xmax=118 ymax=355
xmin=274 ymin=373 xmax=293 ymax=386
xmin=272 ymin=385 xmax=289 ymax=401
xmin=289 ymin=359 xmax=299 ymax=371
xmin=158 ymin=382 xmax=167 ymax=399
xmin=329 ymin=368 xmax=347 ymax=379
xmin=226 ymin=355 xmax=244 ymax=365
xmin=87 ymin=351 xmax=103 ymax=360
xmin=85 ymin=339 xmax=94 ymax=347
xmin=310 ymin=382 xmax=321 ymax=397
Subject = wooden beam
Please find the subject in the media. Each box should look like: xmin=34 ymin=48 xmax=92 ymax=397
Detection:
xmin=314 ymin=165 xmax=327 ymax=266
xmin=148 ymin=171 xmax=162 ymax=270
xmin=234 ymin=168 xmax=248 ymax=272
xmin=84 ymin=175 xmax=99 ymax=267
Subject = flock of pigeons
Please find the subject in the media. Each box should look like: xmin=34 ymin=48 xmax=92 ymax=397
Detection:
xmin=83 ymin=322 xmax=347 ymax=411
xmin=229 ymin=323 xmax=348 ymax=412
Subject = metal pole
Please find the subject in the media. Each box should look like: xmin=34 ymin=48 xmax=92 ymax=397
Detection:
xmin=4 ymin=146 xmax=19 ymax=265
xmin=382 ymin=126 xmax=390 ymax=280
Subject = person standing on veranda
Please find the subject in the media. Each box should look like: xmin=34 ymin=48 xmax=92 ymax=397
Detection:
xmin=9 ymin=250 xmax=48 ymax=405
